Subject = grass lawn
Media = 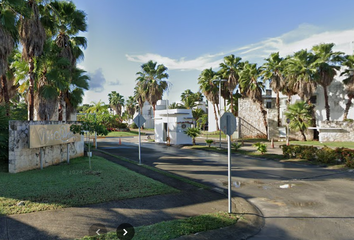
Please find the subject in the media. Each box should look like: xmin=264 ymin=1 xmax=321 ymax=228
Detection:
xmin=79 ymin=212 xmax=239 ymax=240
xmin=106 ymin=131 xmax=145 ymax=137
xmin=0 ymin=156 xmax=178 ymax=215
xmin=201 ymin=131 xmax=226 ymax=139
xmin=290 ymin=141 xmax=354 ymax=149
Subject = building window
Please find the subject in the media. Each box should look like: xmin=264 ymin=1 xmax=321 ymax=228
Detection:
xmin=310 ymin=96 xmax=317 ymax=104
xmin=266 ymin=90 xmax=272 ymax=96
xmin=266 ymin=101 xmax=272 ymax=109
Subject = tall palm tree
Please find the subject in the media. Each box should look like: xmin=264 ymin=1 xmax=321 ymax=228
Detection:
xmin=192 ymin=108 xmax=205 ymax=128
xmin=125 ymin=96 xmax=136 ymax=120
xmin=261 ymin=52 xmax=284 ymax=126
xmin=108 ymin=91 xmax=125 ymax=116
xmin=239 ymin=62 xmax=267 ymax=132
xmin=198 ymin=68 xmax=220 ymax=131
xmin=285 ymin=50 xmax=318 ymax=102
xmin=134 ymin=84 xmax=145 ymax=114
xmin=284 ymin=101 xmax=312 ymax=141
xmin=136 ymin=60 xmax=170 ymax=115
xmin=219 ymin=54 xmax=242 ymax=116
xmin=19 ymin=0 xmax=46 ymax=120
xmin=0 ymin=0 xmax=25 ymax=115
xmin=341 ymin=54 xmax=354 ymax=121
xmin=312 ymin=43 xmax=344 ymax=121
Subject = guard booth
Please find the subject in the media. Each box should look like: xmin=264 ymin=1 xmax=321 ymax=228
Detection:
xmin=154 ymin=109 xmax=193 ymax=145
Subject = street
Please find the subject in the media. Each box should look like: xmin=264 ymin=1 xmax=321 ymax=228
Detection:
xmin=98 ymin=137 xmax=354 ymax=240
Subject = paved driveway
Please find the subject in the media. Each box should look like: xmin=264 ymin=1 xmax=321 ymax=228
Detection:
xmin=98 ymin=137 xmax=354 ymax=240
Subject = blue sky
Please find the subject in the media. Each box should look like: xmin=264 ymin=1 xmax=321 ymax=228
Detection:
xmin=72 ymin=0 xmax=354 ymax=105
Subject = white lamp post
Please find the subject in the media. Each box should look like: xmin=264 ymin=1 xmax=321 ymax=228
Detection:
xmin=213 ymin=79 xmax=227 ymax=148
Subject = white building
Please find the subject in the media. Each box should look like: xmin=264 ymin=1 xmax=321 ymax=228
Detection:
xmin=154 ymin=109 xmax=193 ymax=145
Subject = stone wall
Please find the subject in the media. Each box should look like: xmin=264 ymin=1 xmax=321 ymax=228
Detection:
xmin=319 ymin=121 xmax=354 ymax=142
xmin=8 ymin=121 xmax=84 ymax=173
xmin=238 ymin=98 xmax=267 ymax=138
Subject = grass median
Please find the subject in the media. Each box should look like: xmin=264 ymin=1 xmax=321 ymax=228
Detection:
xmin=79 ymin=212 xmax=239 ymax=240
xmin=0 ymin=156 xmax=178 ymax=215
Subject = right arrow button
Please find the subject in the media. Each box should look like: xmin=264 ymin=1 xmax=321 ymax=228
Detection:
xmin=116 ymin=223 xmax=135 ymax=240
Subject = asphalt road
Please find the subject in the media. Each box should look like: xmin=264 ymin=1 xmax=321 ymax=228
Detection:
xmin=98 ymin=137 xmax=354 ymax=240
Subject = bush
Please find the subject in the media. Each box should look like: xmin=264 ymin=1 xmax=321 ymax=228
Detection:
xmin=205 ymin=139 xmax=214 ymax=147
xmin=0 ymin=106 xmax=9 ymax=162
xmin=117 ymin=122 xmax=128 ymax=129
xmin=281 ymin=145 xmax=318 ymax=160
xmin=253 ymin=142 xmax=267 ymax=154
xmin=232 ymin=142 xmax=242 ymax=151
xmin=184 ymin=127 xmax=201 ymax=145
xmin=316 ymin=146 xmax=337 ymax=164
xmin=130 ymin=122 xmax=138 ymax=129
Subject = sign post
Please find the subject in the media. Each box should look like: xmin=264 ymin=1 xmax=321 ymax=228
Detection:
xmin=220 ymin=112 xmax=237 ymax=213
xmin=133 ymin=114 xmax=146 ymax=165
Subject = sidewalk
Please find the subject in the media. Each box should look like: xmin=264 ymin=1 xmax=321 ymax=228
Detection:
xmin=0 ymin=151 xmax=263 ymax=240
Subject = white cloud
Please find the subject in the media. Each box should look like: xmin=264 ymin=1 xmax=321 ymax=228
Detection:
xmin=126 ymin=24 xmax=354 ymax=70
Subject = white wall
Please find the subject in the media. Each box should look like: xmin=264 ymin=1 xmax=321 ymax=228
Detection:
xmin=208 ymin=97 xmax=226 ymax=132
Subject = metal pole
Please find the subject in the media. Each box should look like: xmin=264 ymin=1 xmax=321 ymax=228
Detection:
xmin=219 ymin=81 xmax=222 ymax=148
xmin=139 ymin=118 xmax=142 ymax=165
xmin=228 ymin=134 xmax=232 ymax=213
xmin=40 ymin=147 xmax=43 ymax=170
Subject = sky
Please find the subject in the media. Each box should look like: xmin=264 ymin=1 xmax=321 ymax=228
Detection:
xmin=72 ymin=0 xmax=354 ymax=106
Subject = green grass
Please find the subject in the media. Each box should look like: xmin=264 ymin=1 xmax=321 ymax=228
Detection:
xmin=289 ymin=141 xmax=354 ymax=149
xmin=79 ymin=212 xmax=239 ymax=240
xmin=94 ymin=149 xmax=210 ymax=190
xmin=201 ymin=131 xmax=226 ymax=139
xmin=106 ymin=131 xmax=145 ymax=137
xmin=0 ymin=156 xmax=178 ymax=215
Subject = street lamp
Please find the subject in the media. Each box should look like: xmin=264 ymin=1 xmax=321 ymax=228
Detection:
xmin=213 ymin=79 xmax=227 ymax=148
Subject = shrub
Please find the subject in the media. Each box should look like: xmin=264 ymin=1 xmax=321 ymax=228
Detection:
xmin=184 ymin=127 xmax=201 ymax=145
xmin=130 ymin=122 xmax=138 ymax=129
xmin=232 ymin=142 xmax=242 ymax=151
xmin=253 ymin=142 xmax=267 ymax=154
xmin=0 ymin=106 xmax=9 ymax=162
xmin=205 ymin=139 xmax=214 ymax=147
xmin=117 ymin=122 xmax=128 ymax=129
xmin=316 ymin=146 xmax=337 ymax=164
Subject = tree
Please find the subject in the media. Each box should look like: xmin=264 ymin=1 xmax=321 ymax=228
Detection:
xmin=136 ymin=60 xmax=170 ymax=116
xmin=312 ymin=43 xmax=344 ymax=121
xmin=284 ymin=101 xmax=312 ymax=141
xmin=239 ymin=62 xmax=267 ymax=132
xmin=184 ymin=127 xmax=200 ymax=145
xmin=261 ymin=52 xmax=284 ymax=126
xmin=134 ymin=84 xmax=145 ymax=114
xmin=86 ymin=100 xmax=108 ymax=114
xmin=169 ymin=102 xmax=186 ymax=109
xmin=125 ymin=96 xmax=136 ymax=120
xmin=198 ymin=68 xmax=220 ymax=131
xmin=219 ymin=54 xmax=242 ymax=116
xmin=19 ymin=0 xmax=46 ymax=120
xmin=108 ymin=91 xmax=124 ymax=116
xmin=192 ymin=108 xmax=205 ymax=128
xmin=0 ymin=0 xmax=26 ymax=116
xmin=341 ymin=54 xmax=354 ymax=121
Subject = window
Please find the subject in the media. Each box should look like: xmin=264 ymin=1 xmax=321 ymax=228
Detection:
xmin=310 ymin=96 xmax=317 ymax=104
xmin=266 ymin=101 xmax=272 ymax=109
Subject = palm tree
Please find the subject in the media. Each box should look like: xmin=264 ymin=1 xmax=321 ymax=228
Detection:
xmin=284 ymin=101 xmax=312 ymax=141
xmin=19 ymin=0 xmax=46 ymax=120
xmin=192 ymin=108 xmax=205 ymax=128
xmin=198 ymin=68 xmax=220 ymax=131
xmin=341 ymin=54 xmax=354 ymax=121
xmin=125 ymin=96 xmax=136 ymax=120
xmin=169 ymin=102 xmax=186 ymax=109
xmin=219 ymin=54 xmax=242 ymax=116
xmin=136 ymin=60 xmax=170 ymax=116
xmin=184 ymin=127 xmax=201 ymax=145
xmin=86 ymin=100 xmax=108 ymax=114
xmin=108 ymin=91 xmax=124 ymax=116
xmin=134 ymin=84 xmax=145 ymax=114
xmin=239 ymin=62 xmax=267 ymax=132
xmin=0 ymin=0 xmax=25 ymax=115
xmin=261 ymin=52 xmax=284 ymax=126
xmin=312 ymin=43 xmax=344 ymax=121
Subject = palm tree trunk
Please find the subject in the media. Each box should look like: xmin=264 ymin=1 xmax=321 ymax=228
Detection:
xmin=300 ymin=130 xmax=307 ymax=141
xmin=323 ymin=85 xmax=330 ymax=121
xmin=213 ymin=103 xmax=219 ymax=131
xmin=28 ymin=57 xmax=35 ymax=121
xmin=58 ymin=92 xmax=63 ymax=121
xmin=343 ymin=96 xmax=353 ymax=121
xmin=276 ymin=91 xmax=280 ymax=126
xmin=230 ymin=92 xmax=234 ymax=116
xmin=0 ymin=74 xmax=10 ymax=116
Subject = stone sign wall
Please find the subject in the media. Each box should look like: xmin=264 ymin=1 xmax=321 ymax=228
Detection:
xmin=9 ymin=121 xmax=84 ymax=173
xmin=319 ymin=121 xmax=354 ymax=142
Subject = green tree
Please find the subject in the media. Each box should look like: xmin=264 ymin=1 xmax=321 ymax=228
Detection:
xmin=219 ymin=54 xmax=242 ymax=116
xmin=312 ymin=43 xmax=344 ymax=121
xmin=261 ymin=52 xmax=284 ymax=126
xmin=284 ymin=101 xmax=312 ymax=141
xmin=86 ymin=100 xmax=108 ymax=114
xmin=108 ymin=91 xmax=124 ymax=116
xmin=184 ymin=127 xmax=200 ymax=145
xmin=125 ymin=96 xmax=136 ymax=120
xmin=169 ymin=102 xmax=186 ymax=109
xmin=192 ymin=108 xmax=205 ymax=129
xmin=198 ymin=68 xmax=219 ymax=131
xmin=136 ymin=60 xmax=170 ymax=116
xmin=239 ymin=62 xmax=267 ymax=132
xmin=19 ymin=0 xmax=46 ymax=120
xmin=341 ymin=54 xmax=354 ymax=121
